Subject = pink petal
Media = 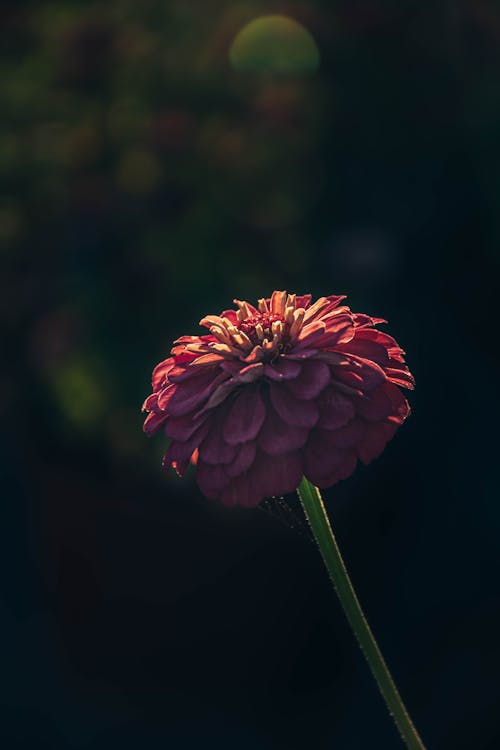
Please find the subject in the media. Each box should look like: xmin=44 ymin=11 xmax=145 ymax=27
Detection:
xmin=196 ymin=461 xmax=231 ymax=499
xmin=286 ymin=360 xmax=331 ymax=399
xmin=324 ymin=418 xmax=366 ymax=449
xmin=225 ymin=441 xmax=257 ymax=478
xmin=157 ymin=383 xmax=176 ymax=410
xmin=202 ymin=378 xmax=239 ymax=410
xmin=295 ymin=294 xmax=312 ymax=309
xmin=164 ymin=422 xmax=210 ymax=465
xmin=152 ymin=358 xmax=175 ymax=390
xmin=264 ymin=358 xmax=302 ymax=381
xmin=233 ymin=362 xmax=264 ymax=384
xmin=169 ymin=372 xmax=228 ymax=416
xmin=354 ymin=383 xmax=409 ymax=424
xmin=169 ymin=353 xmax=224 ymax=381
xmin=357 ymin=422 xmax=398 ymax=465
xmin=165 ymin=412 xmax=207 ymax=441
xmin=142 ymin=392 xmax=161 ymax=413
xmin=296 ymin=320 xmax=326 ymax=347
xmin=341 ymin=355 xmax=387 ymax=391
xmin=316 ymin=387 xmax=355 ymax=429
xmin=354 ymin=328 xmax=400 ymax=349
xmin=304 ymin=431 xmax=355 ymax=485
xmin=143 ymin=410 xmax=167 ymax=436
xmin=258 ymin=404 xmax=309 ymax=455
xmin=220 ymin=473 xmax=261 ymax=507
xmin=270 ymin=382 xmax=319 ymax=428
xmin=302 ymin=297 xmax=331 ymax=324
xmin=309 ymin=314 xmax=354 ymax=348
xmin=223 ymin=386 xmax=266 ymax=445
xmin=249 ymin=449 xmax=303 ymax=501
xmin=285 ymin=349 xmax=318 ymax=360
xmin=313 ymin=452 xmax=357 ymax=488
xmin=199 ymin=409 xmax=238 ymax=465
xmin=335 ymin=337 xmax=389 ymax=364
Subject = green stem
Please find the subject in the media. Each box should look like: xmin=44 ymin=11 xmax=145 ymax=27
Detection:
xmin=297 ymin=476 xmax=426 ymax=750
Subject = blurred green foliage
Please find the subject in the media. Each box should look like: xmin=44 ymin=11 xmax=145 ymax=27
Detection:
xmin=1 ymin=1 xmax=328 ymax=474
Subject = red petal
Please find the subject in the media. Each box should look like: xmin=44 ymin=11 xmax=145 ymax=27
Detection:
xmin=357 ymin=422 xmax=398 ymax=465
xmin=263 ymin=358 xmax=302 ymax=381
xmin=196 ymin=461 xmax=231 ymax=499
xmin=355 ymin=383 xmax=409 ymax=424
xmin=152 ymin=358 xmax=175 ymax=390
xmin=335 ymin=337 xmax=389 ymax=365
xmin=269 ymin=382 xmax=319 ymax=428
xmin=225 ymin=441 xmax=257 ymax=478
xmin=286 ymin=360 xmax=330 ymax=399
xmin=168 ymin=372 xmax=225 ymax=417
xmin=258 ymin=404 xmax=308 ymax=455
xmin=316 ymin=387 xmax=355 ymax=429
xmin=143 ymin=410 xmax=167 ymax=436
xmin=223 ymin=386 xmax=266 ymax=445
xmin=295 ymin=294 xmax=312 ymax=309
xmin=165 ymin=412 xmax=207 ymax=441
xmin=304 ymin=431 xmax=356 ymax=485
xmin=324 ymin=418 xmax=366 ymax=449
xmin=199 ymin=409 xmax=238 ymax=465
xmin=249 ymin=450 xmax=303 ymax=501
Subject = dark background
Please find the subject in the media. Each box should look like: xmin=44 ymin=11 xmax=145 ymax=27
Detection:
xmin=2 ymin=2 xmax=500 ymax=748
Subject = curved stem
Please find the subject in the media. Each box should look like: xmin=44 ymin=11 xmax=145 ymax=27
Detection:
xmin=297 ymin=476 xmax=426 ymax=750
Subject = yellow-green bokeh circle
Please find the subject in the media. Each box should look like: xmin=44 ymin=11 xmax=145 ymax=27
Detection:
xmin=229 ymin=15 xmax=320 ymax=74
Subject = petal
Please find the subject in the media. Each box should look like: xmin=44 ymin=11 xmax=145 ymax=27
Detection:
xmin=165 ymin=412 xmax=207 ymax=441
xmin=313 ymin=452 xmax=357 ymax=488
xmin=169 ymin=353 xmax=224 ymax=381
xmin=286 ymin=360 xmax=331 ymax=399
xmin=168 ymin=372 xmax=227 ymax=416
xmin=296 ymin=320 xmax=326 ymax=347
xmin=270 ymin=290 xmax=287 ymax=315
xmin=264 ymin=358 xmax=302 ymax=381
xmin=233 ymin=362 xmax=264 ymax=384
xmin=199 ymin=409 xmax=238 ymax=465
xmin=304 ymin=431 xmax=355 ymax=485
xmin=340 ymin=355 xmax=387 ymax=391
xmin=258 ymin=404 xmax=309 ymax=455
xmin=250 ymin=450 xmax=303 ymax=501
xmin=354 ymin=383 xmax=409 ymax=424
xmin=316 ymin=387 xmax=355 ymax=429
xmin=270 ymin=382 xmax=319 ymax=428
xmin=157 ymin=383 xmax=176 ymax=410
xmin=223 ymin=386 xmax=266 ymax=445
xmin=164 ymin=422 xmax=210 ymax=465
xmin=307 ymin=314 xmax=354 ymax=348
xmin=225 ymin=441 xmax=257 ymax=478
xmin=335 ymin=337 xmax=389 ymax=365
xmin=152 ymin=358 xmax=175 ymax=390
xmin=324 ymin=418 xmax=366 ymax=449
xmin=295 ymin=294 xmax=312 ymax=309
xmin=196 ymin=460 xmax=231 ymax=499
xmin=143 ymin=410 xmax=167 ymax=436
xmin=142 ymin=392 xmax=161 ymax=413
xmin=284 ymin=348 xmax=318 ymax=360
xmin=357 ymin=422 xmax=398 ymax=465
xmin=219 ymin=473 xmax=260 ymax=507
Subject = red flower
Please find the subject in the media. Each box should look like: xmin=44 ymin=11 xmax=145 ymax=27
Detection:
xmin=143 ymin=292 xmax=414 ymax=506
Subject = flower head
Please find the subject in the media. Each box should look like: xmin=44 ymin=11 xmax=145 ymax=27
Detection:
xmin=143 ymin=292 xmax=414 ymax=506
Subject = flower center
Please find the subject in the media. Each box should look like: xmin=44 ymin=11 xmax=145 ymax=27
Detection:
xmin=238 ymin=312 xmax=286 ymax=346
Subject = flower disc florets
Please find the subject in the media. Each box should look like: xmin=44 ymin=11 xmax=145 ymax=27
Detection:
xmin=142 ymin=291 xmax=414 ymax=507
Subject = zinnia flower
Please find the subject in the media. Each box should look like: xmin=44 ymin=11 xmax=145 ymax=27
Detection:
xmin=143 ymin=291 xmax=414 ymax=507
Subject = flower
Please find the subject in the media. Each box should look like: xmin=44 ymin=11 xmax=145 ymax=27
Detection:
xmin=142 ymin=292 xmax=414 ymax=507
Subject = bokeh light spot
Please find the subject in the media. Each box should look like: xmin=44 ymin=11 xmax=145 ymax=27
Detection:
xmin=229 ymin=15 xmax=320 ymax=74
